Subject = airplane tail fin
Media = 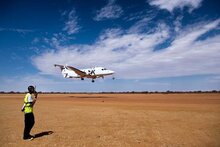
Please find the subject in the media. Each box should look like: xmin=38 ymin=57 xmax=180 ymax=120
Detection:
xmin=54 ymin=64 xmax=68 ymax=78
xmin=54 ymin=64 xmax=65 ymax=71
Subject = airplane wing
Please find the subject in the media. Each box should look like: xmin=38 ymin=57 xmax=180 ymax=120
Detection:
xmin=66 ymin=66 xmax=87 ymax=77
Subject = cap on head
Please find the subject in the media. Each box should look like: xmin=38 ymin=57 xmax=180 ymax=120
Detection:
xmin=28 ymin=85 xmax=35 ymax=93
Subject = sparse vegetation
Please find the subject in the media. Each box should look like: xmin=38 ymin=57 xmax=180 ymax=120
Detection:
xmin=0 ymin=90 xmax=219 ymax=94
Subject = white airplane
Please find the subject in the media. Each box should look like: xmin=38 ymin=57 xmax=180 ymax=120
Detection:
xmin=54 ymin=64 xmax=115 ymax=82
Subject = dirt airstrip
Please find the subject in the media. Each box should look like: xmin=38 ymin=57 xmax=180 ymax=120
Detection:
xmin=0 ymin=93 xmax=220 ymax=147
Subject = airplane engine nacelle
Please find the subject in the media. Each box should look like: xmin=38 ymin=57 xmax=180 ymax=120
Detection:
xmin=62 ymin=71 xmax=68 ymax=78
xmin=61 ymin=69 xmax=69 ymax=78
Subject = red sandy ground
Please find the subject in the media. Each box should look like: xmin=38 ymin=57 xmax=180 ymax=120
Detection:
xmin=0 ymin=93 xmax=220 ymax=147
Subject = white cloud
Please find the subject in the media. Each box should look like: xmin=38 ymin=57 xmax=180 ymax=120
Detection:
xmin=0 ymin=27 xmax=33 ymax=34
xmin=174 ymin=16 xmax=183 ymax=32
xmin=94 ymin=0 xmax=123 ymax=21
xmin=0 ymin=74 xmax=81 ymax=92
xmin=32 ymin=19 xmax=220 ymax=80
xmin=0 ymin=74 xmax=124 ymax=92
xmin=0 ymin=74 xmax=55 ymax=92
xmin=63 ymin=9 xmax=80 ymax=35
xmin=32 ymin=23 xmax=169 ymax=75
xmin=148 ymin=0 xmax=203 ymax=12
xmin=128 ymin=17 xmax=154 ymax=34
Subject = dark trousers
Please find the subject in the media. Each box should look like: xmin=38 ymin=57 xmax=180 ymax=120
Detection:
xmin=23 ymin=113 xmax=35 ymax=139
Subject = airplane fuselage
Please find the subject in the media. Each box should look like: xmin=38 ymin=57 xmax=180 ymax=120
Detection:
xmin=54 ymin=64 xmax=115 ymax=82
xmin=62 ymin=67 xmax=114 ymax=79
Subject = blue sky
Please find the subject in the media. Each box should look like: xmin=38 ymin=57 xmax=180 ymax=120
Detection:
xmin=0 ymin=0 xmax=220 ymax=92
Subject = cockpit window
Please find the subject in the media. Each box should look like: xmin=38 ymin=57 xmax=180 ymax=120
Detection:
xmin=102 ymin=68 xmax=107 ymax=70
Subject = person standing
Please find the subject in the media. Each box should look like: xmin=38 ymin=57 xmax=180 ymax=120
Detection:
xmin=21 ymin=85 xmax=38 ymax=140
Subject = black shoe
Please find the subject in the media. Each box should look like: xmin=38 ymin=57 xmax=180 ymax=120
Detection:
xmin=23 ymin=135 xmax=34 ymax=141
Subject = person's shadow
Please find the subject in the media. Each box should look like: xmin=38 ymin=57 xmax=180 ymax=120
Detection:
xmin=34 ymin=131 xmax=54 ymax=139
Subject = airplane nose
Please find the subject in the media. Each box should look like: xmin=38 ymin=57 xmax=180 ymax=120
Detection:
xmin=111 ymin=70 xmax=115 ymax=74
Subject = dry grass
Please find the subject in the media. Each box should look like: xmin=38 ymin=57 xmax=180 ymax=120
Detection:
xmin=0 ymin=93 xmax=220 ymax=147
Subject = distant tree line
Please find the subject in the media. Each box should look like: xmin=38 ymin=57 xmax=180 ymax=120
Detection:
xmin=0 ymin=90 xmax=220 ymax=94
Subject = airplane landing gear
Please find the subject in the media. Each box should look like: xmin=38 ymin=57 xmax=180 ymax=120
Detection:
xmin=92 ymin=79 xmax=95 ymax=83
xmin=81 ymin=78 xmax=84 ymax=80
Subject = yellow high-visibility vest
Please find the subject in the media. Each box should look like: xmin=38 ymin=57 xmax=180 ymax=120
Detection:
xmin=24 ymin=93 xmax=33 ymax=114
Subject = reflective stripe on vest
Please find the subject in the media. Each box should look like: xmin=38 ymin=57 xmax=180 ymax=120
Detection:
xmin=24 ymin=93 xmax=33 ymax=113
